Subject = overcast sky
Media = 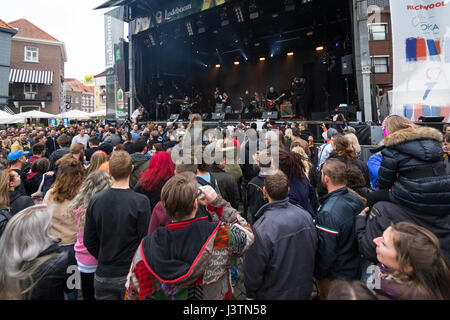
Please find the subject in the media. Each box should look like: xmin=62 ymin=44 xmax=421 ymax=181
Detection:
xmin=3 ymin=0 xmax=116 ymax=81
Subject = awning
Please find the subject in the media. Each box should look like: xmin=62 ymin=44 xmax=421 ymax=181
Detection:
xmin=9 ymin=69 xmax=54 ymax=85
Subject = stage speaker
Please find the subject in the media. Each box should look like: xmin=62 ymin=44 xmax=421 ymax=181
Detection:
xmin=211 ymin=113 xmax=225 ymax=121
xmin=262 ymin=112 xmax=278 ymax=120
xmin=169 ymin=114 xmax=179 ymax=121
xmin=311 ymin=112 xmax=330 ymax=121
xmin=419 ymin=116 xmax=445 ymax=123
xmin=341 ymin=54 xmax=353 ymax=75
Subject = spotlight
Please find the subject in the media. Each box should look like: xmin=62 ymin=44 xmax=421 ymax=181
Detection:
xmin=234 ymin=61 xmax=240 ymax=65
xmin=260 ymin=57 xmax=266 ymax=61
xmin=249 ymin=1 xmax=259 ymax=20
xmin=316 ymin=46 xmax=324 ymax=52
xmin=197 ymin=19 xmax=206 ymax=34
xmin=216 ymin=64 xmax=221 ymax=68
xmin=287 ymin=52 xmax=294 ymax=56
xmin=220 ymin=7 xmax=230 ymax=26
xmin=302 ymin=0 xmax=313 ymax=4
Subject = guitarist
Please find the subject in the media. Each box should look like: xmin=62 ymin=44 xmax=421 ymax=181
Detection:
xmin=266 ymin=87 xmax=282 ymax=118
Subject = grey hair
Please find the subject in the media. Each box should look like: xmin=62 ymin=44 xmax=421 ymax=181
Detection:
xmin=68 ymin=170 xmax=112 ymax=225
xmin=0 ymin=204 xmax=58 ymax=299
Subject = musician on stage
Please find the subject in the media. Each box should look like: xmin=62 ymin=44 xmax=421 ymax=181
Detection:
xmin=291 ymin=77 xmax=307 ymax=120
xmin=155 ymin=94 xmax=164 ymax=121
xmin=180 ymin=95 xmax=192 ymax=120
xmin=266 ymin=87 xmax=281 ymax=116
xmin=164 ymin=94 xmax=174 ymax=118
xmin=214 ymin=88 xmax=224 ymax=113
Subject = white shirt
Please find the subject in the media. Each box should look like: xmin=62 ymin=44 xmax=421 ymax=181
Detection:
xmin=131 ymin=109 xmax=142 ymax=119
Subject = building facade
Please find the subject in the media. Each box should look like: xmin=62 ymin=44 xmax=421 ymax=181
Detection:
xmin=64 ymin=79 xmax=95 ymax=113
xmin=368 ymin=0 xmax=393 ymax=95
xmin=7 ymin=19 xmax=67 ymax=115
xmin=0 ymin=19 xmax=17 ymax=108
xmin=94 ymin=70 xmax=107 ymax=111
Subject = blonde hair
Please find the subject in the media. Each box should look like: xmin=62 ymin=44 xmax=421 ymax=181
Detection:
xmin=345 ymin=133 xmax=361 ymax=154
xmin=86 ymin=151 xmax=107 ymax=175
xmin=385 ymin=115 xmax=415 ymax=135
xmin=291 ymin=146 xmax=311 ymax=177
xmin=0 ymin=170 xmax=10 ymax=207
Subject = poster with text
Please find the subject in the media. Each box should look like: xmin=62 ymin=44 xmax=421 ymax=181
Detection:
xmin=390 ymin=0 xmax=450 ymax=122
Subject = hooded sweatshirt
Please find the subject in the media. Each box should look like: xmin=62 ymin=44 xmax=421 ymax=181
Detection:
xmin=125 ymin=196 xmax=254 ymax=300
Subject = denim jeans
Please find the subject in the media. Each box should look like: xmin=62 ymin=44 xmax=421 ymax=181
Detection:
xmin=94 ymin=274 xmax=127 ymax=300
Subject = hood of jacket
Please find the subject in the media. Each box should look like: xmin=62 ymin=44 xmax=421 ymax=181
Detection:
xmin=141 ymin=217 xmax=220 ymax=284
xmin=383 ymin=126 xmax=443 ymax=162
xmin=9 ymin=189 xmax=26 ymax=203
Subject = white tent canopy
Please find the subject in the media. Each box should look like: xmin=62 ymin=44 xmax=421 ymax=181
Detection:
xmin=16 ymin=110 xmax=55 ymax=119
xmin=57 ymin=110 xmax=91 ymax=120
xmin=89 ymin=109 xmax=106 ymax=118
xmin=0 ymin=110 xmax=22 ymax=124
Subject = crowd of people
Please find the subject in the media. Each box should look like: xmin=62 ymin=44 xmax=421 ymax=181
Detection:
xmin=0 ymin=115 xmax=449 ymax=300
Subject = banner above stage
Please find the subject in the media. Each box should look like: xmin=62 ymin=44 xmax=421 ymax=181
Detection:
xmin=390 ymin=0 xmax=450 ymax=122
xmin=130 ymin=0 xmax=229 ymax=35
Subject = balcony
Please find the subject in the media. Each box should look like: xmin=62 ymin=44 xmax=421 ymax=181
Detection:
xmin=9 ymin=92 xmax=52 ymax=102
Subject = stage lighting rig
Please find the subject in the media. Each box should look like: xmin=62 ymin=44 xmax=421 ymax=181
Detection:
xmin=220 ymin=7 xmax=230 ymax=27
xmin=302 ymin=0 xmax=313 ymax=4
xmin=197 ymin=18 xmax=206 ymax=34
xmin=249 ymin=1 xmax=259 ymax=20
xmin=186 ymin=22 xmax=194 ymax=36
xmin=284 ymin=0 xmax=296 ymax=12
xmin=235 ymin=6 xmax=245 ymax=23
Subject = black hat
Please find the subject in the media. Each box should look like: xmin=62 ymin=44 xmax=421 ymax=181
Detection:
xmin=99 ymin=142 xmax=114 ymax=155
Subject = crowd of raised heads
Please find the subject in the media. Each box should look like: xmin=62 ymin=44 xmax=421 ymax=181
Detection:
xmin=0 ymin=115 xmax=449 ymax=301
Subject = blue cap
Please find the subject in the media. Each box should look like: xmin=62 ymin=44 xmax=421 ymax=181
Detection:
xmin=7 ymin=150 xmax=25 ymax=161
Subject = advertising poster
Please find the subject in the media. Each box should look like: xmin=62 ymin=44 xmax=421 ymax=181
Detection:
xmin=391 ymin=0 xmax=450 ymax=121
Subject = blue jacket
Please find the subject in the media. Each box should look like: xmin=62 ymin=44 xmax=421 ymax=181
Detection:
xmin=367 ymin=154 xmax=382 ymax=190
xmin=288 ymin=177 xmax=316 ymax=219
xmin=244 ymin=198 xmax=318 ymax=300
xmin=315 ymin=187 xmax=364 ymax=281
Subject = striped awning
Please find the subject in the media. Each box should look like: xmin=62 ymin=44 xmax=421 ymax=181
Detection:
xmin=9 ymin=69 xmax=53 ymax=85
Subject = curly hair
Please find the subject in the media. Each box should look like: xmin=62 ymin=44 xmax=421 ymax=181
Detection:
xmin=278 ymin=149 xmax=306 ymax=181
xmin=50 ymin=157 xmax=85 ymax=203
xmin=68 ymin=170 xmax=112 ymax=224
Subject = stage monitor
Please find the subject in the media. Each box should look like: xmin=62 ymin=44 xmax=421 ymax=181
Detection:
xmin=211 ymin=113 xmax=225 ymax=121
xmin=262 ymin=112 xmax=278 ymax=120
xmin=419 ymin=116 xmax=445 ymax=123
xmin=169 ymin=114 xmax=179 ymax=121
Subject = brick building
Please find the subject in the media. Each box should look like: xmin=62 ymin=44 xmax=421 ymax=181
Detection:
xmin=64 ymin=79 xmax=95 ymax=113
xmin=7 ymin=19 xmax=67 ymax=115
xmin=94 ymin=70 xmax=107 ymax=112
xmin=368 ymin=0 xmax=393 ymax=95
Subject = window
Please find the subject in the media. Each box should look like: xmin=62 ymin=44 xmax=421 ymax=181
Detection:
xmin=90 ymin=97 xmax=94 ymax=106
xmin=82 ymin=96 xmax=86 ymax=106
xmin=372 ymin=57 xmax=389 ymax=73
xmin=75 ymin=96 xmax=79 ymax=104
xmin=101 ymin=95 xmax=106 ymax=105
xmin=369 ymin=24 xmax=388 ymax=41
xmin=24 ymin=84 xmax=37 ymax=94
xmin=25 ymin=46 xmax=39 ymax=62
xmin=21 ymin=106 xmax=39 ymax=113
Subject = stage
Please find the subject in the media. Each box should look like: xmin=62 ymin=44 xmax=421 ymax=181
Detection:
xmin=127 ymin=0 xmax=358 ymax=121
